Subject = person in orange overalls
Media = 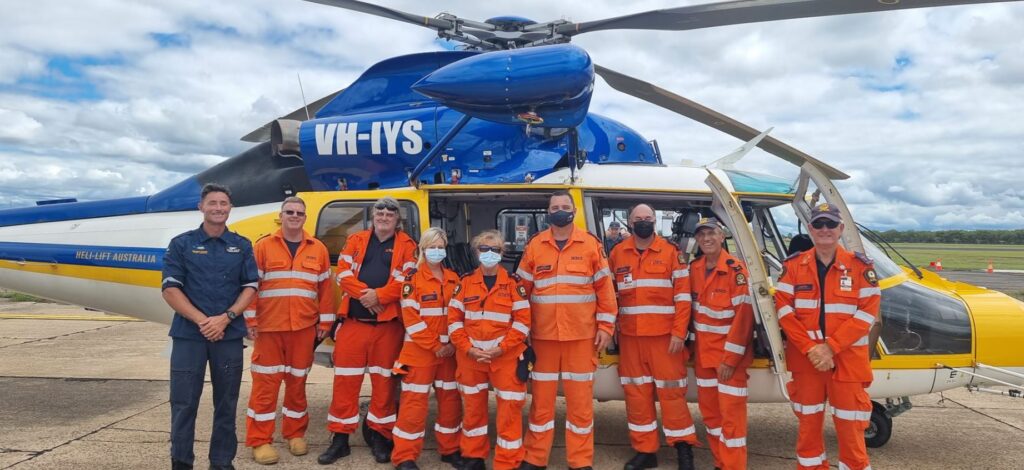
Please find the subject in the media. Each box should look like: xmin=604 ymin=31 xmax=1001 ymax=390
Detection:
xmin=244 ymin=197 xmax=334 ymax=465
xmin=517 ymin=191 xmax=617 ymax=470
xmin=608 ymin=203 xmax=698 ymax=470
xmin=689 ymin=217 xmax=753 ymax=470
xmin=390 ymin=227 xmax=463 ymax=470
xmin=448 ymin=229 xmax=531 ymax=470
xmin=775 ymin=203 xmax=880 ymax=470
xmin=319 ymin=196 xmax=419 ymax=465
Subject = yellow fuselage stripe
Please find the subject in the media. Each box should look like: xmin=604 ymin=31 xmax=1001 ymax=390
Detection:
xmin=0 ymin=259 xmax=160 ymax=288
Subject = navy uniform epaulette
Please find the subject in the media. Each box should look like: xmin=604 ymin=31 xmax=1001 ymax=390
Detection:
xmin=406 ymin=267 xmax=418 ymax=276
xmin=255 ymin=233 xmax=272 ymax=243
xmin=854 ymin=251 xmax=874 ymax=265
xmin=725 ymin=258 xmax=743 ymax=271
xmin=784 ymin=251 xmax=803 ymax=262
xmin=510 ymin=272 xmax=522 ymax=282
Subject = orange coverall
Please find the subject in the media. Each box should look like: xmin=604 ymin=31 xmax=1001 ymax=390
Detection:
xmin=447 ymin=267 xmax=531 ymax=470
xmin=775 ymin=247 xmax=880 ymax=470
xmin=608 ymin=235 xmax=699 ymax=453
xmin=244 ymin=229 xmax=334 ymax=447
xmin=327 ymin=229 xmax=417 ymax=439
xmin=689 ymin=252 xmax=754 ymax=470
xmin=390 ymin=266 xmax=463 ymax=466
xmin=515 ymin=226 xmax=617 ymax=469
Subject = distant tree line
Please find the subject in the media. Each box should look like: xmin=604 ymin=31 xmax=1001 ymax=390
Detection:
xmin=876 ymin=229 xmax=1024 ymax=245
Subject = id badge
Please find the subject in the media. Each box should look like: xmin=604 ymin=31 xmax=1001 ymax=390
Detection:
xmin=622 ymin=273 xmax=635 ymax=290
xmin=839 ymin=276 xmax=853 ymax=291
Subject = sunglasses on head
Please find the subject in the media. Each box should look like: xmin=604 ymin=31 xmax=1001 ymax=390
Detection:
xmin=283 ymin=210 xmax=305 ymax=217
xmin=477 ymin=245 xmax=501 ymax=253
xmin=810 ymin=219 xmax=840 ymax=230
xmin=374 ymin=202 xmax=399 ymax=212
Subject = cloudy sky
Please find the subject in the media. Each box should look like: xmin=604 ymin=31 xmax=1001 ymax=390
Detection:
xmin=2 ymin=0 xmax=1022 ymax=230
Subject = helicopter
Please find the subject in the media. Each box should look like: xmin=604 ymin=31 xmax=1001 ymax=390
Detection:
xmin=1 ymin=0 xmax=1023 ymax=450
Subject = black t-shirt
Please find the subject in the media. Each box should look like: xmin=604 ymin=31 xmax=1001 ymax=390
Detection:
xmin=349 ymin=234 xmax=395 ymax=320
xmin=285 ymin=240 xmax=301 ymax=258
xmin=483 ymin=275 xmax=497 ymax=292
xmin=815 ymin=256 xmax=833 ymax=335
xmin=555 ymin=239 xmax=568 ymax=250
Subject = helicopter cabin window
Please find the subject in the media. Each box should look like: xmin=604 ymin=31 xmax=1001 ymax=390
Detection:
xmin=877 ymin=282 xmax=972 ymax=355
xmin=315 ymin=200 xmax=420 ymax=263
xmin=496 ymin=209 xmax=549 ymax=253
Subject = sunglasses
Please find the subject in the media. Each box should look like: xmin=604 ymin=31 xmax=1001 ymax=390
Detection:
xmin=373 ymin=202 xmax=399 ymax=212
xmin=282 ymin=210 xmax=306 ymax=217
xmin=477 ymin=245 xmax=502 ymax=253
xmin=810 ymin=219 xmax=840 ymax=230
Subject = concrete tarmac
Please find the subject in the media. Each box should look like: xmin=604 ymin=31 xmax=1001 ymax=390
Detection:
xmin=2 ymin=293 xmax=1023 ymax=469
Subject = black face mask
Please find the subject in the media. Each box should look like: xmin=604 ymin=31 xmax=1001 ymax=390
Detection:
xmin=546 ymin=210 xmax=574 ymax=227
xmin=632 ymin=220 xmax=655 ymax=239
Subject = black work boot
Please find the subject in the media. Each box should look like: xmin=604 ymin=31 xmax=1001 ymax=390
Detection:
xmin=675 ymin=442 xmax=695 ymax=470
xmin=371 ymin=435 xmax=394 ymax=463
xmin=317 ymin=433 xmax=351 ymax=465
xmin=461 ymin=457 xmax=486 ymax=470
xmin=171 ymin=460 xmax=193 ymax=470
xmin=517 ymin=462 xmax=546 ymax=470
xmin=395 ymin=461 xmax=420 ymax=470
xmin=624 ymin=452 xmax=658 ymax=470
xmin=440 ymin=451 xmax=464 ymax=468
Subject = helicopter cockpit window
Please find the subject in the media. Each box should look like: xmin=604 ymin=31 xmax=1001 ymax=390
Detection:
xmin=877 ymin=281 xmax=972 ymax=355
xmin=496 ymin=209 xmax=549 ymax=253
xmin=316 ymin=200 xmax=420 ymax=263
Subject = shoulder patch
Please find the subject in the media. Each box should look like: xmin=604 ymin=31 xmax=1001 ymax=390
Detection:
xmin=517 ymin=284 xmax=527 ymax=298
xmin=854 ymin=251 xmax=874 ymax=265
xmin=402 ymin=283 xmax=413 ymax=298
xmin=735 ymin=272 xmax=747 ymax=286
xmin=726 ymin=258 xmax=735 ymax=265
xmin=864 ymin=269 xmax=879 ymax=286
xmin=453 ymin=284 xmax=462 ymax=296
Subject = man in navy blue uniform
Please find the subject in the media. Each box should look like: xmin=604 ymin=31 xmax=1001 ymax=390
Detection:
xmin=162 ymin=183 xmax=259 ymax=470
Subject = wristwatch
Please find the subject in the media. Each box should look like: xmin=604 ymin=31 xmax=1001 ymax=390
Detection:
xmin=225 ymin=310 xmax=238 ymax=320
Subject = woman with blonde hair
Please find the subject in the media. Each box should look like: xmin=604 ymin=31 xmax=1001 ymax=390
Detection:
xmin=447 ymin=230 xmax=532 ymax=470
xmin=390 ymin=227 xmax=463 ymax=469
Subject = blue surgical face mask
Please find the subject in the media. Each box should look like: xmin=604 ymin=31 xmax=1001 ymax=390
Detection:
xmin=478 ymin=250 xmax=502 ymax=268
xmin=424 ymin=247 xmax=446 ymax=264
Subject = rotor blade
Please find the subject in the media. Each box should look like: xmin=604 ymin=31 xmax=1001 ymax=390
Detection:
xmin=594 ymin=64 xmax=849 ymax=180
xmin=240 ymin=89 xmax=344 ymax=143
xmin=303 ymin=0 xmax=453 ymax=31
xmin=559 ymin=0 xmax=1020 ymax=36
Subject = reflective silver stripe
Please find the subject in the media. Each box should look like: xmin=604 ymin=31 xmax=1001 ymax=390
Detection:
xmin=516 ymin=269 xmax=533 ymax=282
xmin=434 ymin=423 xmax=461 ymax=434
xmin=465 ymin=310 xmax=512 ymax=323
xmin=596 ymin=313 xmax=616 ymax=323
xmin=625 ymin=278 xmax=674 ymax=289
xmin=262 ymin=270 xmax=320 ymax=282
xmin=440 ymin=334 xmax=450 ymax=343
xmin=420 ymin=307 xmax=445 ymax=317
xmin=655 ymin=379 xmax=686 ymax=389
xmin=257 ymin=269 xmax=265 ymax=278
xmin=687 ymin=331 xmax=696 ymax=342
xmin=829 ymin=406 xmax=871 ymax=421
xmin=562 ymin=372 xmax=593 ymax=381
xmin=724 ymin=342 xmax=746 ymax=355
xmin=839 ymin=462 xmax=872 ymax=470
xmin=282 ymin=407 xmax=307 ymax=419
xmin=695 ymin=378 xmax=719 ymax=388
xmin=792 ymin=402 xmax=826 ymax=415
xmin=318 ymin=270 xmax=332 ymax=282
xmin=391 ymin=269 xmax=404 ymax=279
xmin=797 ymin=452 xmax=828 ymax=467
xmin=463 ymin=425 xmax=488 ymax=437
xmin=334 ymin=367 xmax=365 ymax=376
xmin=530 ymin=371 xmax=560 ymax=381
xmin=448 ymin=322 xmax=464 ymax=334
xmin=674 ymin=293 xmax=692 ymax=302
xmin=854 ymin=310 xmax=875 ymax=325
xmin=628 ymin=421 xmax=658 ymax=432
xmin=402 ymin=261 xmax=417 ymax=271
xmin=719 ymin=435 xmax=747 ymax=447
xmin=434 ymin=380 xmax=458 ymax=390
xmin=337 ymin=270 xmax=353 ymax=279
xmin=705 ymin=426 xmax=722 ymax=437
xmin=327 ymin=413 xmax=359 ymax=425
xmin=620 ymin=376 xmax=654 ymax=386
xmin=366 ymin=412 xmax=397 ymax=424
xmin=852 ymin=335 xmax=870 ymax=347
xmin=495 ymin=388 xmax=527 ymax=401
xmin=252 ymin=364 xmax=308 ymax=377
xmin=320 ymin=313 xmax=336 ymax=323
xmin=697 ymin=305 xmax=734 ymax=319
xmin=402 ymin=382 xmax=431 ymax=393
xmin=512 ymin=322 xmax=530 ymax=335
xmin=401 ymin=299 xmax=420 ymax=310
xmin=367 ymin=366 xmax=393 ymax=377
xmin=694 ymin=322 xmax=730 ymax=334
xmin=534 ymin=275 xmax=594 ymax=289
xmin=807 ymin=330 xmax=824 ymax=340
xmin=672 ymin=269 xmax=690 ymax=280
xmin=259 ymin=288 xmax=317 ymax=299
xmin=163 ymin=276 xmax=183 ymax=286
xmin=512 ymin=300 xmax=530 ymax=310
xmin=825 ymin=303 xmax=856 ymax=315
xmin=593 ymin=267 xmax=612 ymax=281
xmin=470 ymin=337 xmax=503 ymax=350
xmin=566 ymin=421 xmax=593 ymax=434
xmin=795 ymin=299 xmax=819 ymax=309
xmin=777 ymin=305 xmax=794 ymax=318
xmin=459 ymin=382 xmax=489 ymax=394
xmin=732 ymin=295 xmax=750 ymax=306
xmin=663 ymin=425 xmax=696 ymax=437
xmin=496 ymin=437 xmax=522 ymax=449
xmin=776 ymin=282 xmax=794 ymax=295
xmin=718 ymin=384 xmax=748 ymax=397
xmin=529 ymin=420 xmax=555 ymax=432
xmin=243 ymin=282 xmax=259 ymax=289
xmin=340 ymin=254 xmax=354 ymax=264
xmin=619 ymin=305 xmax=675 ymax=315
xmin=406 ymin=322 xmax=428 ymax=335
xmin=243 ymin=310 xmax=256 ymax=319
xmin=530 ymin=294 xmax=596 ymax=304
xmin=392 ymin=426 xmax=425 ymax=440
xmin=246 ymin=408 xmax=276 ymax=421
xmin=860 ymin=287 xmax=881 ymax=298
xmin=449 ymin=299 xmax=465 ymax=311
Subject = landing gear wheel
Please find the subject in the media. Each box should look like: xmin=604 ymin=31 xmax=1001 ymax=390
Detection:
xmin=864 ymin=400 xmax=892 ymax=448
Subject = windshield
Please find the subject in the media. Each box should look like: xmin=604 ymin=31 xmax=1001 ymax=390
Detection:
xmin=860 ymin=236 xmax=903 ymax=278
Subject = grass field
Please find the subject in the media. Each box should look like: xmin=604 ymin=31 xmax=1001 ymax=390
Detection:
xmin=886 ymin=243 xmax=1024 ymax=272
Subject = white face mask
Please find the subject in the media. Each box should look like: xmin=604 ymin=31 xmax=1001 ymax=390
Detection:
xmin=424 ymin=247 xmax=446 ymax=264
xmin=478 ymin=250 xmax=502 ymax=268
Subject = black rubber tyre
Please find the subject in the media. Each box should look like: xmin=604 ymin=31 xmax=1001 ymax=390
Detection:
xmin=864 ymin=400 xmax=893 ymax=448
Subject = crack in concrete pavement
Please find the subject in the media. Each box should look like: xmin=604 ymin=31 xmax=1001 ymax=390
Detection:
xmin=941 ymin=396 xmax=1024 ymax=433
xmin=0 ymin=323 xmax=124 ymax=350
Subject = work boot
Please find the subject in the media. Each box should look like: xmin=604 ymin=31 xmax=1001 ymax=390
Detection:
xmin=568 ymin=467 xmax=593 ymax=470
xmin=623 ymin=452 xmax=658 ymax=470
xmin=395 ymin=461 xmax=420 ymax=470
xmin=461 ymin=457 xmax=486 ymax=470
xmin=317 ymin=433 xmax=351 ymax=465
xmin=517 ymin=462 xmax=546 ymax=470
xmin=675 ymin=442 xmax=695 ymax=470
xmin=208 ymin=465 xmax=235 ymax=470
xmin=288 ymin=437 xmax=308 ymax=456
xmin=252 ymin=444 xmax=279 ymax=465
xmin=171 ymin=459 xmax=193 ymax=470
xmin=371 ymin=435 xmax=394 ymax=463
xmin=440 ymin=451 xmax=464 ymax=468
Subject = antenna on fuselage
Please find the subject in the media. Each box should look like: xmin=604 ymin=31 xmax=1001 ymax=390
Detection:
xmin=297 ymin=73 xmax=311 ymax=121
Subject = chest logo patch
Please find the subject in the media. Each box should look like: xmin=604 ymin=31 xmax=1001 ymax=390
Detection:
xmin=226 ymin=246 xmax=240 ymax=253
xmin=795 ymin=284 xmax=814 ymax=292
xmin=421 ymin=293 xmax=438 ymax=302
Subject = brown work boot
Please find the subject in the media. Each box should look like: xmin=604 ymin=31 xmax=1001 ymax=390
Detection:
xmin=252 ymin=444 xmax=279 ymax=465
xmin=288 ymin=437 xmax=308 ymax=456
